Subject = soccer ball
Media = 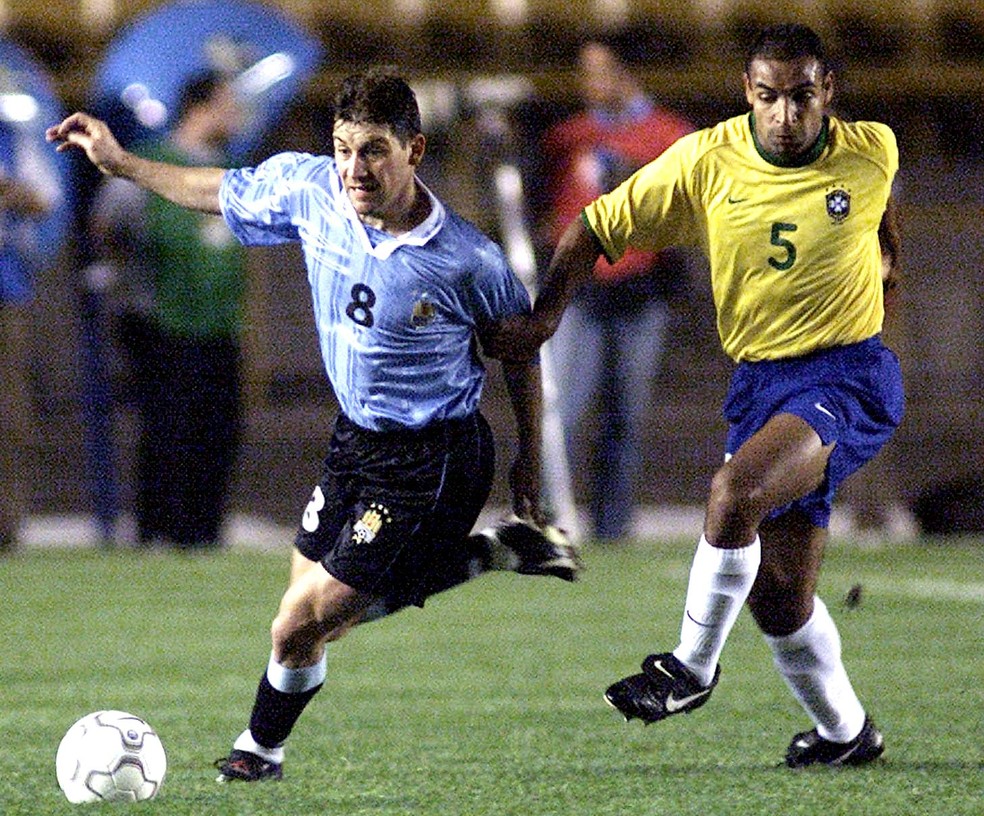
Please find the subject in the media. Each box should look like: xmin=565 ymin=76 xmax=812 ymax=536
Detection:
xmin=55 ymin=710 xmax=166 ymax=803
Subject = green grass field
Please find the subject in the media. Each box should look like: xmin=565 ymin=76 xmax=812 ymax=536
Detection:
xmin=2 ymin=538 xmax=982 ymax=815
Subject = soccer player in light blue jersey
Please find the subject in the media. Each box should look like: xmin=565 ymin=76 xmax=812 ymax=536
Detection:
xmin=50 ymin=69 xmax=581 ymax=783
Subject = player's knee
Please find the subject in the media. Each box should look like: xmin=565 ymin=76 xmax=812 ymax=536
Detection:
xmin=270 ymin=594 xmax=361 ymax=661
xmin=270 ymin=609 xmax=300 ymax=658
xmin=706 ymin=464 xmax=763 ymax=542
xmin=748 ymin=567 xmax=814 ymax=636
xmin=270 ymin=602 xmax=322 ymax=662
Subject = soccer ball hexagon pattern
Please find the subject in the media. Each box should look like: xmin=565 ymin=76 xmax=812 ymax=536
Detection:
xmin=55 ymin=710 xmax=166 ymax=803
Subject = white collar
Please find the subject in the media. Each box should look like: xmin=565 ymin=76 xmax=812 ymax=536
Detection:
xmin=331 ymin=171 xmax=445 ymax=260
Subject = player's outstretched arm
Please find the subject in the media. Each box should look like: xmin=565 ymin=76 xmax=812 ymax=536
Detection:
xmin=484 ymin=216 xmax=600 ymax=361
xmin=46 ymin=112 xmax=225 ymax=215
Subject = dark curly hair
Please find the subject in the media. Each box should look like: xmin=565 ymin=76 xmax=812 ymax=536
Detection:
xmin=745 ymin=23 xmax=829 ymax=77
xmin=332 ymin=68 xmax=422 ymax=145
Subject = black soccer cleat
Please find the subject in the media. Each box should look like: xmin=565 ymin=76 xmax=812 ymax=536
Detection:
xmin=785 ymin=716 xmax=885 ymax=768
xmin=605 ymin=652 xmax=719 ymax=724
xmin=214 ymin=749 xmax=283 ymax=783
xmin=478 ymin=516 xmax=582 ymax=582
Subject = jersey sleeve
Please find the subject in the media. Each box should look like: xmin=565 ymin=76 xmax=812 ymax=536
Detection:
xmin=219 ymin=151 xmax=317 ymax=245
xmin=862 ymin=121 xmax=899 ymax=181
xmin=464 ymin=242 xmax=532 ymax=325
xmin=582 ymin=132 xmax=702 ymax=263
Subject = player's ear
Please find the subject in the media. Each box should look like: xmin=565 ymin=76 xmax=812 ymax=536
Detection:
xmin=821 ymin=70 xmax=835 ymax=106
xmin=408 ymin=133 xmax=426 ymax=167
xmin=742 ymin=72 xmax=754 ymax=106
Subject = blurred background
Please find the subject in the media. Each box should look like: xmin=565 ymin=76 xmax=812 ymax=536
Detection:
xmin=6 ymin=0 xmax=984 ymax=543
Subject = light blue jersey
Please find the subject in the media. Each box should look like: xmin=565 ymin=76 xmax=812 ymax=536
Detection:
xmin=219 ymin=151 xmax=531 ymax=431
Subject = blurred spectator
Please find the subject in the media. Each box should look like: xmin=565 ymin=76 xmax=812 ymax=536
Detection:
xmin=539 ymin=38 xmax=695 ymax=541
xmin=0 ymin=118 xmax=63 ymax=553
xmin=90 ymin=72 xmax=247 ymax=550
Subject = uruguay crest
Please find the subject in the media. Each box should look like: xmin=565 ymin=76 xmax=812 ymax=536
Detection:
xmin=411 ymin=296 xmax=437 ymax=328
xmin=352 ymin=502 xmax=392 ymax=544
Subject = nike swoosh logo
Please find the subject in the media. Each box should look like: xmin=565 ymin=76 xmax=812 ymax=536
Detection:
xmin=727 ymin=196 xmax=747 ymax=204
xmin=650 ymin=659 xmax=675 ymax=679
xmin=814 ymin=402 xmax=836 ymax=420
xmin=686 ymin=610 xmax=714 ymax=628
xmin=665 ymin=687 xmax=713 ymax=713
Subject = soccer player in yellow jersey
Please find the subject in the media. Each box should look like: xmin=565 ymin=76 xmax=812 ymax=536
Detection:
xmin=487 ymin=23 xmax=903 ymax=767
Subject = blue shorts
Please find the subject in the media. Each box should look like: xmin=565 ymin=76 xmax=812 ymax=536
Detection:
xmin=723 ymin=336 xmax=904 ymax=528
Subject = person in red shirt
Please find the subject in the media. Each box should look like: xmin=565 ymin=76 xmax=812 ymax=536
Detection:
xmin=539 ymin=37 xmax=695 ymax=541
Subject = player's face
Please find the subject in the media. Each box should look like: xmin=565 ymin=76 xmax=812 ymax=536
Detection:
xmin=332 ymin=121 xmax=425 ymax=229
xmin=743 ymin=56 xmax=833 ymax=160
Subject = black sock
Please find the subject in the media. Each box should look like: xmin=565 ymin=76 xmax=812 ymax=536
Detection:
xmin=465 ymin=532 xmax=495 ymax=572
xmin=248 ymin=673 xmax=323 ymax=749
xmin=423 ymin=537 xmax=487 ymax=596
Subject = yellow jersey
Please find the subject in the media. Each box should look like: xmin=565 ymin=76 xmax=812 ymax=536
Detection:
xmin=582 ymin=114 xmax=898 ymax=362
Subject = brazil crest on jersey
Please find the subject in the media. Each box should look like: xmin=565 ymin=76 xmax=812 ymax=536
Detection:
xmin=219 ymin=152 xmax=531 ymax=430
xmin=583 ymin=114 xmax=898 ymax=362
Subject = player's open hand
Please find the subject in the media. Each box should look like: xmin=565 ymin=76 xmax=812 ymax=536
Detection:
xmin=46 ymin=112 xmax=128 ymax=177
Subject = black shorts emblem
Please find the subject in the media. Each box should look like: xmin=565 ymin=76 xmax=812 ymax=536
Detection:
xmin=352 ymin=502 xmax=392 ymax=544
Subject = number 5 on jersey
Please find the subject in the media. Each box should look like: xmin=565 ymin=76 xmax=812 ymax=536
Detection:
xmin=769 ymin=222 xmax=797 ymax=270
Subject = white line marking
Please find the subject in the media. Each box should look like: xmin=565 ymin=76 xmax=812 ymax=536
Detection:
xmin=861 ymin=577 xmax=984 ymax=604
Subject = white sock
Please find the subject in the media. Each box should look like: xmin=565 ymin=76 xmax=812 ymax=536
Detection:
xmin=673 ymin=534 xmax=761 ymax=687
xmin=266 ymin=652 xmax=327 ymax=693
xmin=233 ymin=729 xmax=284 ymax=764
xmin=764 ymin=597 xmax=866 ymax=743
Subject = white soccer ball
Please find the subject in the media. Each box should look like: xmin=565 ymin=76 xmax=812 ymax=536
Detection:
xmin=55 ymin=710 xmax=166 ymax=803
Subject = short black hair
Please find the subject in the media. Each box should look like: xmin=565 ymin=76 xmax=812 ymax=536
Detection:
xmin=333 ymin=68 xmax=422 ymax=145
xmin=175 ymin=71 xmax=229 ymax=123
xmin=745 ymin=23 xmax=828 ymax=76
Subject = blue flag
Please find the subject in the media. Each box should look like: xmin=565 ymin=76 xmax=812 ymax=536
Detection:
xmin=0 ymin=37 xmax=70 ymax=275
xmin=91 ymin=0 xmax=324 ymax=161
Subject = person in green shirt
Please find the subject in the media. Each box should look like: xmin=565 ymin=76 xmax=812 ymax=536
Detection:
xmin=91 ymin=72 xmax=247 ymax=549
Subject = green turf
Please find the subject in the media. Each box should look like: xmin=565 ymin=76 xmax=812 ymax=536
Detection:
xmin=2 ymin=538 xmax=982 ymax=814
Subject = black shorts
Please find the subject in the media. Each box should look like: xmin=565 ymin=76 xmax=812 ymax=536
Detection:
xmin=294 ymin=411 xmax=495 ymax=608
